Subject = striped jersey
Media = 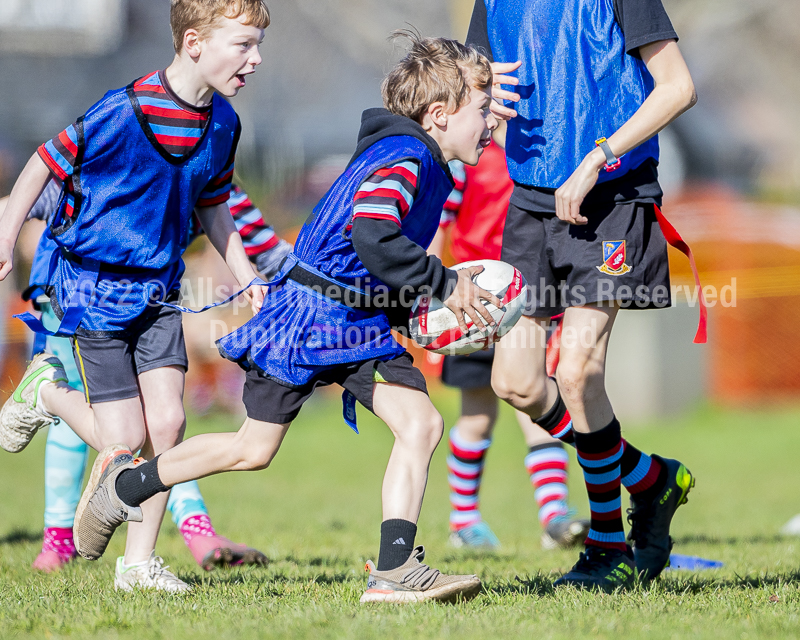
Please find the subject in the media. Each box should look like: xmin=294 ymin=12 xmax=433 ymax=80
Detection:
xmin=439 ymin=160 xmax=467 ymax=228
xmin=132 ymin=71 xmax=210 ymax=157
xmin=38 ymin=70 xmax=235 ymax=210
xmin=187 ymin=185 xmax=279 ymax=257
xmin=350 ymin=160 xmax=420 ymax=227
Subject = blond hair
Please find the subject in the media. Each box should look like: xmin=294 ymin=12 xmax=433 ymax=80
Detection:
xmin=170 ymin=0 xmax=271 ymax=53
xmin=382 ymin=30 xmax=492 ymax=124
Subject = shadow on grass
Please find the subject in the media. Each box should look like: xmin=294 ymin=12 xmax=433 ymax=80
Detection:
xmin=0 ymin=528 xmax=40 ymax=545
xmin=280 ymin=554 xmax=356 ymax=568
xmin=183 ymin=570 xmax=355 ymax=588
xmin=673 ymin=534 xmax=788 ymax=546
xmin=487 ymin=574 xmax=555 ymax=597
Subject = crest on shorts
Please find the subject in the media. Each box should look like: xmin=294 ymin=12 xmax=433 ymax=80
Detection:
xmin=597 ymin=241 xmax=632 ymax=276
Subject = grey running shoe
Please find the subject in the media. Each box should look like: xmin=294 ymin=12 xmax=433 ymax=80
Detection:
xmin=115 ymin=553 xmax=191 ymax=593
xmin=360 ymin=546 xmax=481 ymax=604
xmin=74 ymin=444 xmax=143 ymax=561
xmin=0 ymin=353 xmax=67 ymax=452
xmin=541 ymin=513 xmax=591 ymax=550
xmin=626 ymin=455 xmax=695 ymax=582
xmin=554 ymin=545 xmax=635 ymax=593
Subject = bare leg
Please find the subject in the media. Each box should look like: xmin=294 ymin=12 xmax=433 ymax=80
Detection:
xmin=122 ymin=366 xmax=186 ymax=564
xmin=154 ymin=417 xmax=291 ymax=487
xmin=373 ymin=383 xmax=443 ymax=523
xmin=492 ymin=315 xmax=558 ymax=419
xmin=556 ymin=304 xmax=618 ymax=434
xmin=516 ymin=410 xmax=561 ymax=447
xmin=39 ymin=384 xmax=147 ymax=452
xmin=454 ymin=387 xmax=497 ymax=442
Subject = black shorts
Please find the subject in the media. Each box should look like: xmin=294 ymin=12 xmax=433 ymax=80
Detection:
xmin=71 ymin=305 xmax=188 ymax=404
xmin=441 ymin=348 xmax=494 ymax=390
xmin=502 ymin=200 xmax=672 ymax=317
xmin=242 ymin=351 xmax=428 ymax=424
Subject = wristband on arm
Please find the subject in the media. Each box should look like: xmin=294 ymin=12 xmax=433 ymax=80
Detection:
xmin=595 ymin=137 xmax=621 ymax=172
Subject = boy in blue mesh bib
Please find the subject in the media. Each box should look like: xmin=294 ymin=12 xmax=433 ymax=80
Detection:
xmin=0 ymin=0 xmax=271 ymax=592
xmin=73 ymin=32 xmax=503 ymax=604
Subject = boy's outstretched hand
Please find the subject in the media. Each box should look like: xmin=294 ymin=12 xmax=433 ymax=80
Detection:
xmin=443 ymin=266 xmax=503 ymax=334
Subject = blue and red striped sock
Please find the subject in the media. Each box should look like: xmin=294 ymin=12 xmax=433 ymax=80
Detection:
xmin=619 ymin=438 xmax=667 ymax=502
xmin=574 ymin=420 xmax=627 ymax=551
xmin=447 ymin=428 xmax=491 ymax=531
xmin=534 ymin=381 xmax=574 ymax=445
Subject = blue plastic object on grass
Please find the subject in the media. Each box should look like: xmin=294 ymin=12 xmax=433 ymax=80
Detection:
xmin=667 ymin=554 xmax=724 ymax=571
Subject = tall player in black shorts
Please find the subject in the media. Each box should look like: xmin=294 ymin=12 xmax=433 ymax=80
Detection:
xmin=467 ymin=0 xmax=699 ymax=590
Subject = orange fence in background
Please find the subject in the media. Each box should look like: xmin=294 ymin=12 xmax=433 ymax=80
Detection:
xmin=666 ymin=187 xmax=800 ymax=403
xmin=4 ymin=187 xmax=800 ymax=410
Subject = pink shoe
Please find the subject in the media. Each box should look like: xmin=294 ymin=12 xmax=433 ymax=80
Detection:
xmin=180 ymin=515 xmax=268 ymax=571
xmin=32 ymin=527 xmax=77 ymax=573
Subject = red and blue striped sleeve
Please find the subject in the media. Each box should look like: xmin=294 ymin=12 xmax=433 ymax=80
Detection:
xmin=38 ymin=124 xmax=80 ymax=181
xmin=229 ymin=185 xmax=279 ymax=256
xmin=440 ymin=160 xmax=466 ymax=228
xmin=351 ymin=160 xmax=420 ymax=226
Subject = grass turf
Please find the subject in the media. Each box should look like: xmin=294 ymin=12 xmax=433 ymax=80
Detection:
xmin=2 ymin=388 xmax=800 ymax=639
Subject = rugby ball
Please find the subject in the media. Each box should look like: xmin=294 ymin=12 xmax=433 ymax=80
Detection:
xmin=409 ymin=259 xmax=528 ymax=355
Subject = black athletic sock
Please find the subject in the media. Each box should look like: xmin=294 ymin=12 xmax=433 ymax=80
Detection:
xmin=534 ymin=381 xmax=575 ymax=446
xmin=114 ymin=455 xmax=170 ymax=507
xmin=377 ymin=519 xmax=417 ymax=571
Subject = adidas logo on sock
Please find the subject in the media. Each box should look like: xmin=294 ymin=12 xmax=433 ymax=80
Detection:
xmin=141 ymin=472 xmax=146 ymax=483
xmin=392 ymin=537 xmax=406 ymax=545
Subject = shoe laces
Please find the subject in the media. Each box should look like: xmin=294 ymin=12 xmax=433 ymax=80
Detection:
xmin=400 ymin=560 xmax=441 ymax=590
xmin=148 ymin=556 xmax=181 ymax=584
xmin=88 ymin=485 xmax=126 ymax=527
xmin=572 ymin=546 xmax=615 ymax=573
xmin=626 ymin=503 xmax=655 ymax=548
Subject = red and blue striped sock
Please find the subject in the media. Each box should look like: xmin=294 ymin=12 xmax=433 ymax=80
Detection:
xmin=574 ymin=419 xmax=627 ymax=551
xmin=619 ymin=438 xmax=667 ymax=502
xmin=533 ymin=381 xmax=574 ymax=445
xmin=447 ymin=427 xmax=491 ymax=531
xmin=525 ymin=442 xmax=570 ymax=526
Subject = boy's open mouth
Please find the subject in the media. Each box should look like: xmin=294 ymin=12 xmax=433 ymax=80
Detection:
xmin=235 ymin=74 xmax=246 ymax=87
xmin=479 ymin=137 xmax=491 ymax=148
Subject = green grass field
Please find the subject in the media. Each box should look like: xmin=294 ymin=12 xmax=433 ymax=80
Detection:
xmin=3 ymin=388 xmax=800 ymax=639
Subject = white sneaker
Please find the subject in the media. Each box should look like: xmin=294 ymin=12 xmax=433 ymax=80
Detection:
xmin=0 ymin=353 xmax=67 ymax=453
xmin=782 ymin=515 xmax=800 ymax=536
xmin=114 ymin=553 xmax=192 ymax=593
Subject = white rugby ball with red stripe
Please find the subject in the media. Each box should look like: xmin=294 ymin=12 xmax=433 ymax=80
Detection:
xmin=409 ymin=259 xmax=528 ymax=355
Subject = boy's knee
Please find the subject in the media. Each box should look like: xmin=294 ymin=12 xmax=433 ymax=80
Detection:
xmin=556 ymin=355 xmax=605 ymax=404
xmin=238 ymin=440 xmax=276 ymax=471
xmin=146 ymin=406 xmax=186 ymax=447
xmin=230 ymin=428 xmax=279 ymax=471
xmin=399 ymin=411 xmax=443 ymax=453
xmin=491 ymin=370 xmax=549 ymax=416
